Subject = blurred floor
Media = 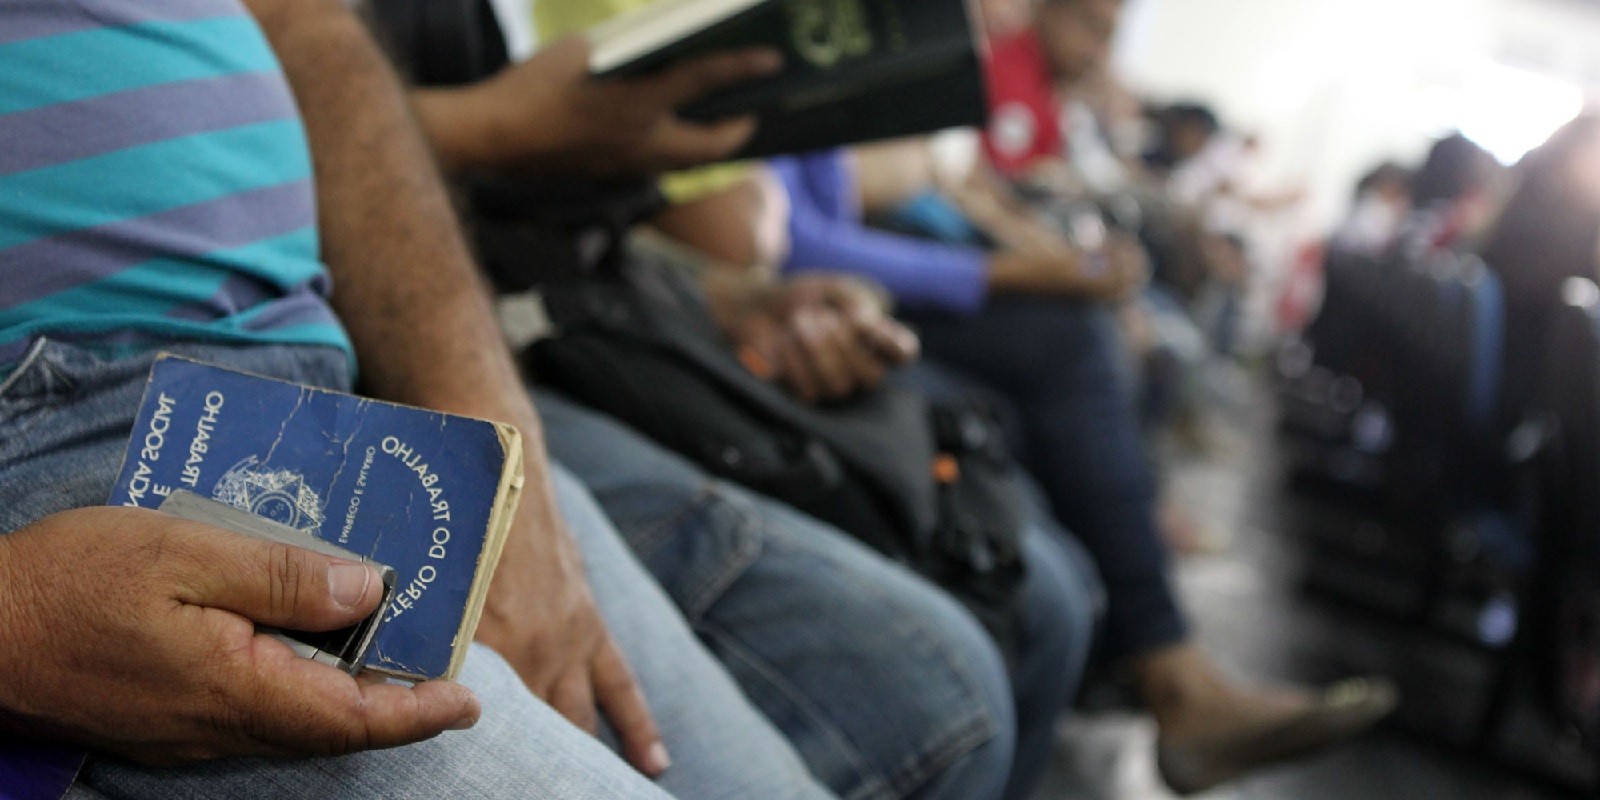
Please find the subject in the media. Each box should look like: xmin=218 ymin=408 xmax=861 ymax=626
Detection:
xmin=1030 ymin=374 xmax=1577 ymax=800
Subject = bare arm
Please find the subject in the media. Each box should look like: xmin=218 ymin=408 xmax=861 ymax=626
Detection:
xmin=241 ymin=0 xmax=666 ymax=775
xmin=412 ymin=36 xmax=778 ymax=177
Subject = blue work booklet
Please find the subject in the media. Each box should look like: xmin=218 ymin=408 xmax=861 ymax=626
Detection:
xmin=108 ymin=356 xmax=525 ymax=681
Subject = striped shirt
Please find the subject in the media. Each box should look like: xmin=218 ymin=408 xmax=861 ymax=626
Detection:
xmin=0 ymin=0 xmax=352 ymax=380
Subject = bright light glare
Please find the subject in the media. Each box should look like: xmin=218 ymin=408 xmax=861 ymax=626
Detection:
xmin=1456 ymin=61 xmax=1584 ymax=165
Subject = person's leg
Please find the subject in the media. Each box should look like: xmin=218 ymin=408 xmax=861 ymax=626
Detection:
xmin=1002 ymin=504 xmax=1103 ymax=800
xmin=550 ymin=464 xmax=836 ymax=800
xmin=536 ymin=390 xmax=1015 ymax=800
xmin=1 ymin=340 xmax=831 ymax=800
xmin=888 ymin=361 xmax=1104 ymax=800
xmin=908 ymin=302 xmax=1398 ymax=793
xmin=80 ymin=644 xmax=680 ymax=800
xmin=908 ymin=298 xmax=1187 ymax=661
xmin=85 ymin=474 xmax=833 ymax=800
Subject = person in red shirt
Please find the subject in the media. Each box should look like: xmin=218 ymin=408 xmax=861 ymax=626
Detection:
xmin=982 ymin=28 xmax=1065 ymax=178
xmin=982 ymin=0 xmax=1122 ymax=179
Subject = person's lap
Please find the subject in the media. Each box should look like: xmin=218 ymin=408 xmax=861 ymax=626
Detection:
xmin=1 ymin=339 xmax=830 ymax=800
xmin=534 ymin=390 xmax=1019 ymax=800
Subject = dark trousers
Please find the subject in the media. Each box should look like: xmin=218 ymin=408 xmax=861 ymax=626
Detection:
xmin=905 ymin=296 xmax=1189 ymax=661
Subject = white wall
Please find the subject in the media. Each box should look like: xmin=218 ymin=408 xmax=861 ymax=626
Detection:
xmin=1113 ymin=0 xmax=1597 ymax=234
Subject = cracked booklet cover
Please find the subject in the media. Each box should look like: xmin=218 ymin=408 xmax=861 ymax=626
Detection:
xmin=107 ymin=355 xmax=525 ymax=682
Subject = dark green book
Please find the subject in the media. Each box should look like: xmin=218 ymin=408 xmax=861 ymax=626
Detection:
xmin=590 ymin=0 xmax=988 ymax=159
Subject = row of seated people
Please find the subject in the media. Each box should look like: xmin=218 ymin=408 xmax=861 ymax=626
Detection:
xmin=1282 ymin=118 xmax=1600 ymax=744
xmin=0 ymin=0 xmax=1393 ymax=799
xmin=439 ymin=0 xmax=1405 ymax=788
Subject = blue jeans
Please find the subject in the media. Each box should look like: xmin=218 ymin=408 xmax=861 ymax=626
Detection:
xmin=534 ymin=392 xmax=1014 ymax=800
xmin=1005 ymin=488 xmax=1102 ymax=800
xmin=907 ymin=298 xmax=1189 ymax=660
xmin=535 ymin=392 xmax=1102 ymax=800
xmin=0 ymin=340 xmax=832 ymax=800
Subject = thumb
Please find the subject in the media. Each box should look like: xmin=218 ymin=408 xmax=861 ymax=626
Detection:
xmin=168 ymin=522 xmax=385 ymax=632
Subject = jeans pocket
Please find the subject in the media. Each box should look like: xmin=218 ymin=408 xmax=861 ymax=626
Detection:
xmin=592 ymin=481 xmax=764 ymax=623
xmin=0 ymin=340 xmax=77 ymax=454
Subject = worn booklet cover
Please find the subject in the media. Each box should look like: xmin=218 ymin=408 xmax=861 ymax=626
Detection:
xmin=107 ymin=356 xmax=525 ymax=682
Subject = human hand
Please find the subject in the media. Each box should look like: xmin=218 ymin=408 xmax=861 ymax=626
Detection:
xmin=418 ymin=36 xmax=781 ymax=177
xmin=1001 ymin=214 xmax=1077 ymax=258
xmin=0 ymin=506 xmax=479 ymax=766
xmin=472 ymin=473 xmax=667 ymax=777
xmin=989 ymin=234 xmax=1147 ymax=302
xmin=722 ymin=274 xmax=920 ymax=403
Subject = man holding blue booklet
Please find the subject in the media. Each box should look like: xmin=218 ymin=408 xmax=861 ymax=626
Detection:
xmin=0 ymin=0 xmax=1006 ymax=798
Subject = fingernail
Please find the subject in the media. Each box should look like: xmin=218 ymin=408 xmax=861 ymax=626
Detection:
xmin=449 ymin=713 xmax=478 ymax=731
xmin=645 ymin=742 xmax=672 ymax=774
xmin=328 ymin=562 xmax=375 ymax=608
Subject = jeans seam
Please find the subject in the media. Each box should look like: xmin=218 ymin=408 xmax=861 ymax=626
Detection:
xmin=620 ymin=483 xmax=765 ymax=622
xmin=624 ymin=482 xmax=1001 ymax=797
xmin=702 ymin=617 xmax=997 ymax=800
xmin=0 ymin=341 xmax=71 ymax=460
xmin=0 ymin=338 xmax=50 ymax=399
xmin=840 ymin=555 xmax=1001 ymax=798
xmin=882 ymin=715 xmax=995 ymax=800
xmin=695 ymin=620 xmax=890 ymax=800
xmin=621 ymin=486 xmax=712 ymax=555
xmin=686 ymin=484 xmax=769 ymax=617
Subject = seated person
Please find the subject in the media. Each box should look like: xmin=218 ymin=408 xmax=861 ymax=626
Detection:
xmin=1400 ymin=132 xmax=1507 ymax=256
xmin=1330 ymin=162 xmax=1413 ymax=258
xmin=0 ymin=1 xmax=846 ymax=798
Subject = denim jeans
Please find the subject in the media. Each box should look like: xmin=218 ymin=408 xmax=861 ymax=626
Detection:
xmin=534 ymin=392 xmax=1013 ymax=800
xmin=1005 ymin=491 xmax=1102 ymax=800
xmin=0 ymin=339 xmax=832 ymax=800
xmin=906 ymin=298 xmax=1190 ymax=661
xmin=535 ymin=392 xmax=1103 ymax=800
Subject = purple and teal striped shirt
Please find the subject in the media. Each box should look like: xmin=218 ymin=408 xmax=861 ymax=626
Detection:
xmin=0 ymin=0 xmax=352 ymax=381
xmin=1 ymin=1 xmax=353 ymax=795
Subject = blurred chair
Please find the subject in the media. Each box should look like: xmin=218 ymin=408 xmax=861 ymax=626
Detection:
xmin=1281 ymin=244 xmax=1522 ymax=645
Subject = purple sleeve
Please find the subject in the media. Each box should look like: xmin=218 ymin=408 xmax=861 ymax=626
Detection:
xmin=0 ymin=743 xmax=84 ymax=800
xmin=771 ymin=153 xmax=990 ymax=315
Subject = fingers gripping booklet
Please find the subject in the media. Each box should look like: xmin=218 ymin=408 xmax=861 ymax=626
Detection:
xmin=107 ymin=356 xmax=526 ymax=682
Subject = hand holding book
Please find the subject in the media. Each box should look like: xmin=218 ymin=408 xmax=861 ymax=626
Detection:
xmin=0 ymin=506 xmax=479 ymax=765
xmin=587 ymin=0 xmax=988 ymax=160
xmin=414 ymin=35 xmax=781 ymax=177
